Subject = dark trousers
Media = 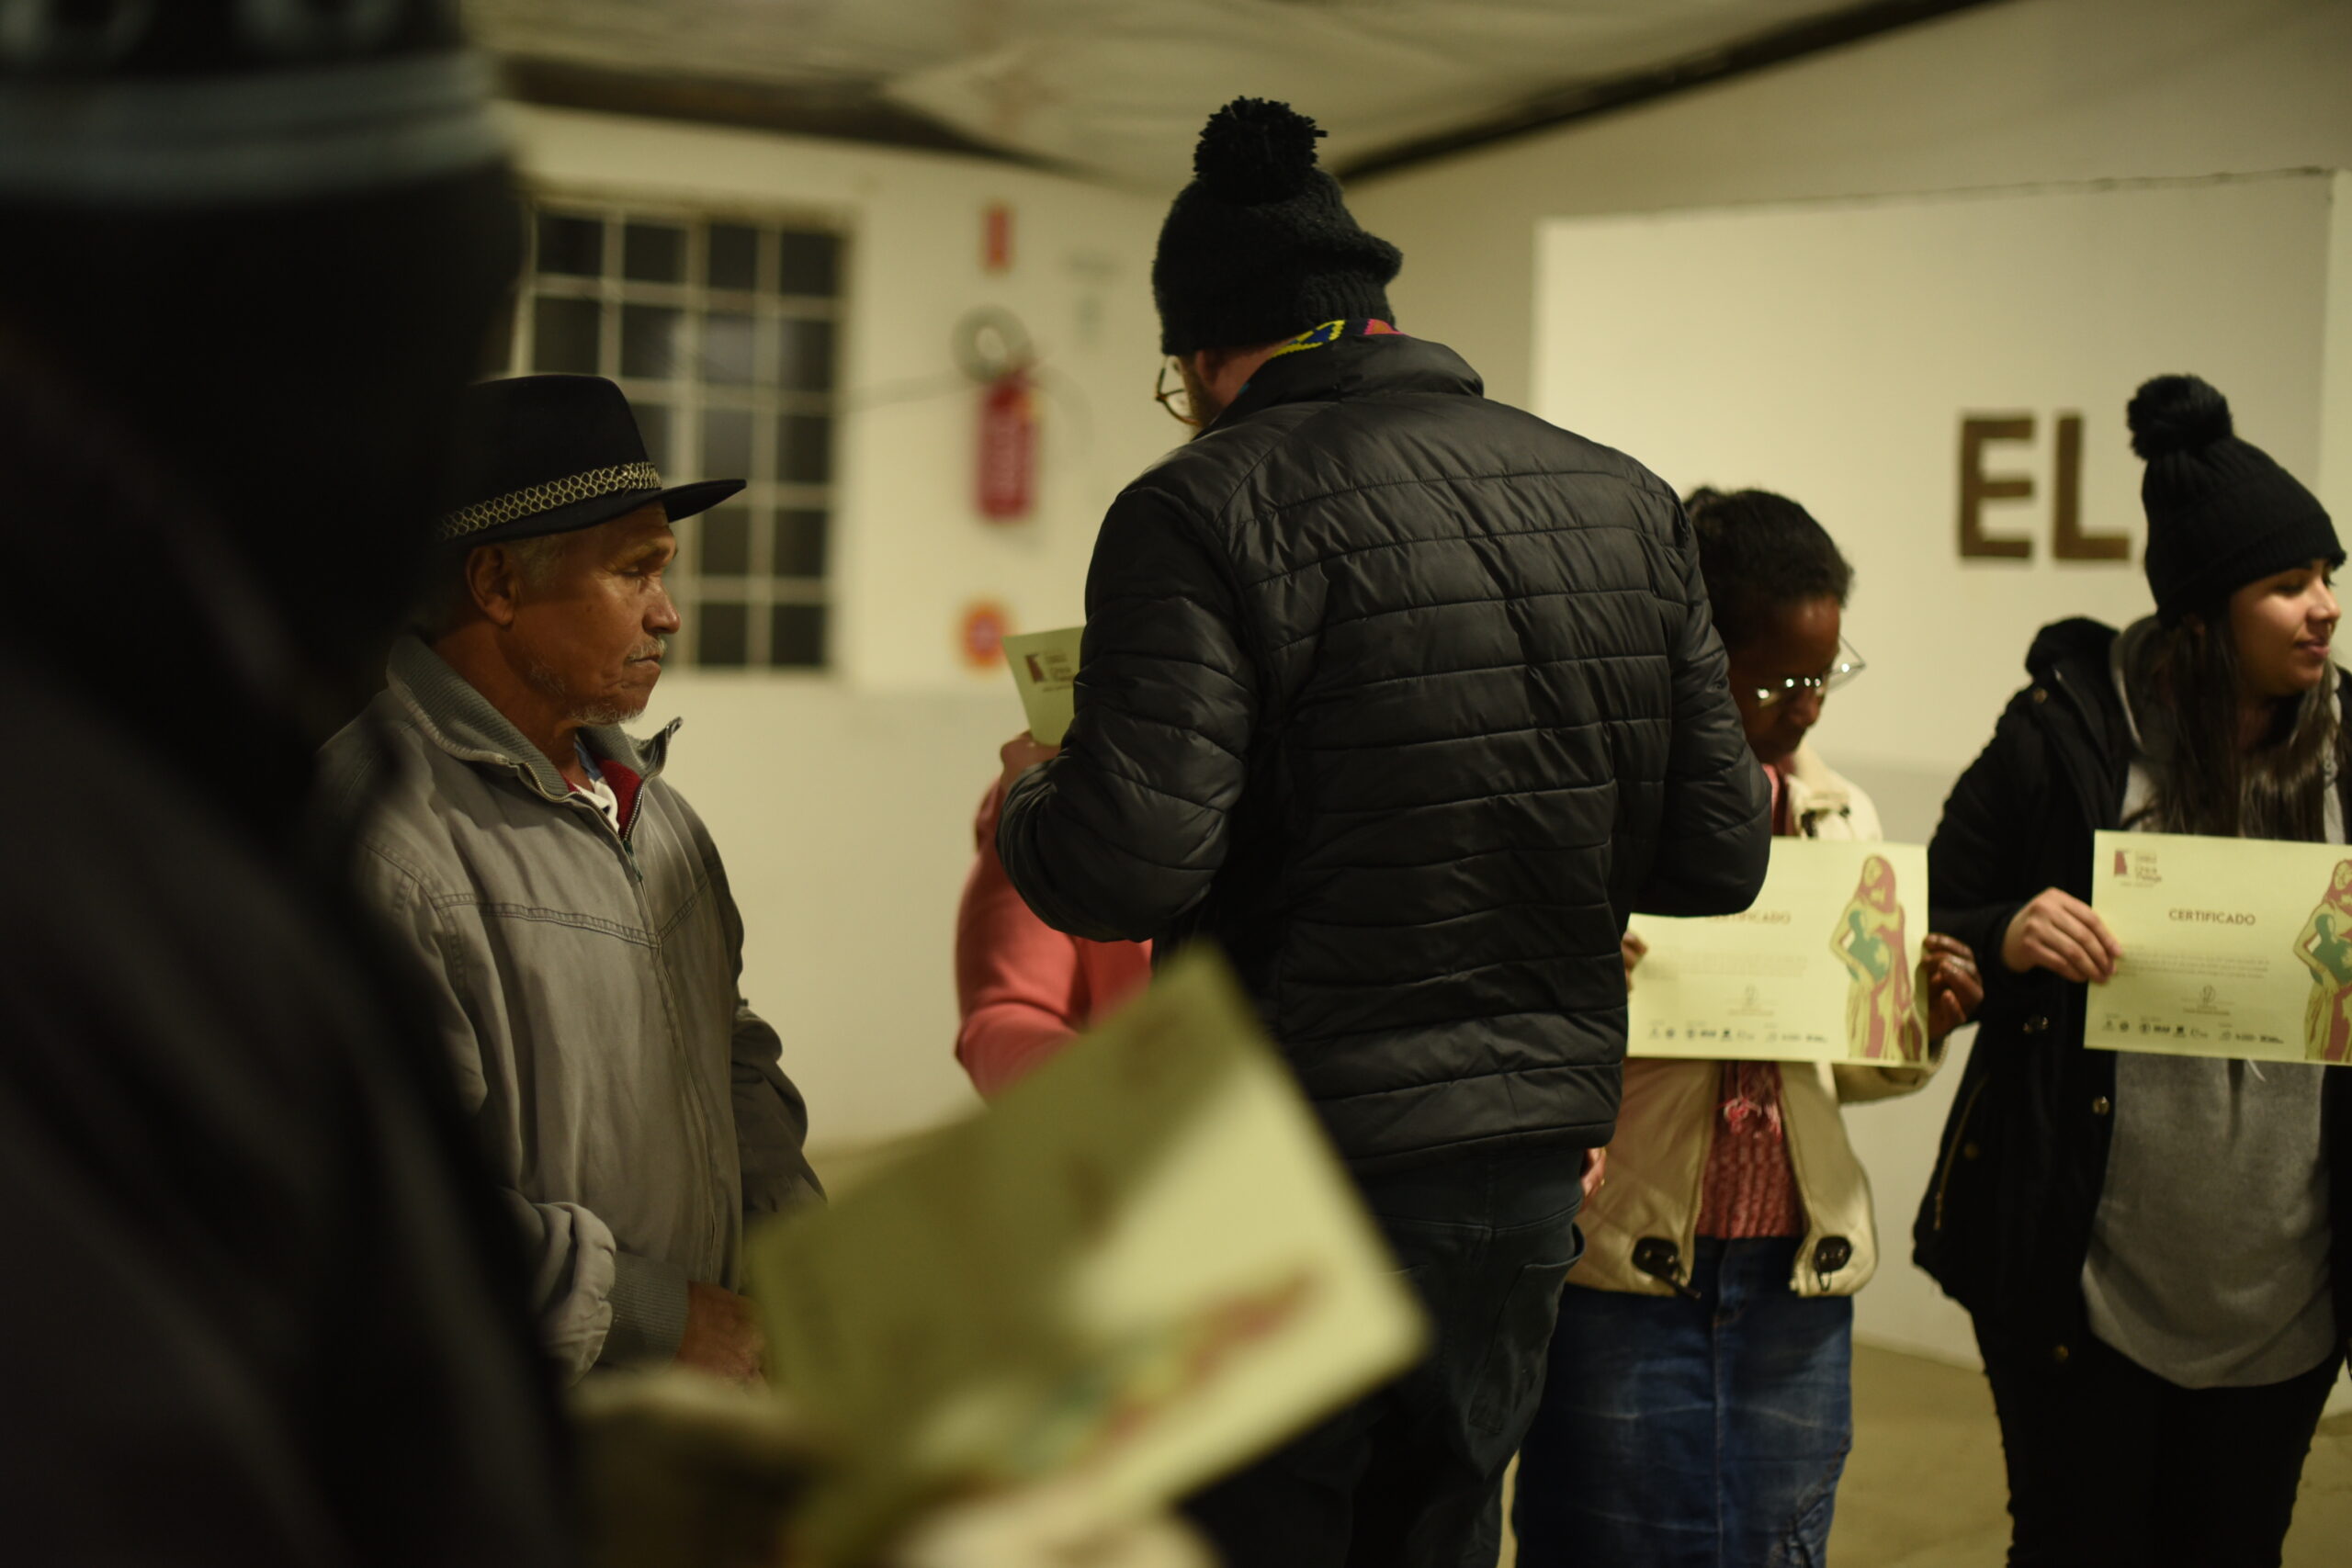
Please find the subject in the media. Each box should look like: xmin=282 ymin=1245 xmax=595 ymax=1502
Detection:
xmin=1182 ymin=1145 xmax=1587 ymax=1568
xmin=1975 ymin=1320 xmax=2343 ymax=1568
xmin=1514 ymin=1238 xmax=1855 ymax=1567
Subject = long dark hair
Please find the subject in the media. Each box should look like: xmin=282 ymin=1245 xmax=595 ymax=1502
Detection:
xmin=2138 ymin=608 xmax=2346 ymax=840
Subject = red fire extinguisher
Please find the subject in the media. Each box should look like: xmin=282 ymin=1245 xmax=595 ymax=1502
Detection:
xmin=957 ymin=306 xmax=1039 ymax=523
xmin=977 ymin=367 xmax=1036 ymax=521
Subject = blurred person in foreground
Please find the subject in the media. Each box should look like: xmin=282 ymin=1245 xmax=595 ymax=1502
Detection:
xmin=320 ymin=373 xmax=822 ymax=1388
xmin=995 ymin=98 xmax=1770 ymax=1568
xmin=0 ymin=5 xmax=570 ymax=1562
xmin=0 ymin=7 xmax=1216 ymax=1565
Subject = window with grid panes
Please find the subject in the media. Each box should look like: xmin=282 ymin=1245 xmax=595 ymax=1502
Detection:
xmin=499 ymin=197 xmax=842 ymax=670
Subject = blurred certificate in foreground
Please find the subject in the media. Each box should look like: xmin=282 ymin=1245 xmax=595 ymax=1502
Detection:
xmin=2091 ymin=829 xmax=2352 ymax=1066
xmin=1002 ymin=625 xmax=1084 ymax=746
xmin=1629 ymin=840 xmax=1932 ymax=1065
xmin=744 ymin=948 xmax=1426 ymax=1562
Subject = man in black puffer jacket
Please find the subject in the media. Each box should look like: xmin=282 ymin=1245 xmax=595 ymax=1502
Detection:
xmin=997 ymin=99 xmax=1769 ymax=1568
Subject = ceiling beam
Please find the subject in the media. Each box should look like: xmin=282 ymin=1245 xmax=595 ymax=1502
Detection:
xmin=1337 ymin=0 xmax=2012 ymax=182
xmin=494 ymin=56 xmax=1057 ymax=168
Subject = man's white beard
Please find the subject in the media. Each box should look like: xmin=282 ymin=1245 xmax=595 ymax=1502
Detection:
xmin=571 ymin=694 xmax=647 ymax=727
xmin=524 ymin=645 xmax=661 ymax=729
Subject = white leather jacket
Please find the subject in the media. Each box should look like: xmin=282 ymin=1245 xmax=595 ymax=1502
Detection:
xmin=1576 ymin=745 xmax=1943 ymax=1299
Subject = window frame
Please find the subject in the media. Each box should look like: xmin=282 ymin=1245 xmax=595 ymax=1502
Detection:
xmin=497 ymin=186 xmax=847 ymax=674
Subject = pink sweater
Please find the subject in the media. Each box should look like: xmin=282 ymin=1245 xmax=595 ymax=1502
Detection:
xmin=954 ymin=777 xmax=1153 ymax=1098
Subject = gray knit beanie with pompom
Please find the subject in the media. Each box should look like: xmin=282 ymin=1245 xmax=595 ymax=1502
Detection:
xmin=1150 ymin=98 xmax=1402 ymax=355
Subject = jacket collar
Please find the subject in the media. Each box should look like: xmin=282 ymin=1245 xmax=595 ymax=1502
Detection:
xmin=385 ymin=634 xmax=677 ymax=803
xmin=2024 ymin=615 xmax=2123 ymax=697
xmin=2018 ymin=615 xmax=2131 ymax=829
xmin=1782 ymin=743 xmax=1853 ymax=818
xmin=1209 ymin=322 xmax=1485 ymax=430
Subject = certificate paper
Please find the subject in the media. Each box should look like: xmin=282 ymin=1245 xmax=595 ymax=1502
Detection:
xmin=1629 ymin=840 xmax=1933 ymax=1064
xmin=1002 ymin=625 xmax=1084 ymax=746
xmin=2090 ymin=829 xmax=2352 ymax=1066
xmin=744 ymin=950 xmax=1426 ymax=1562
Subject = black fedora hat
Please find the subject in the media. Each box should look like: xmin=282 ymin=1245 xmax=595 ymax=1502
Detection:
xmin=435 ymin=375 xmax=742 ymax=547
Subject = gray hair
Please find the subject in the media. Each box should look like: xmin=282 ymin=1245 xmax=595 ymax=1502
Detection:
xmin=410 ymin=532 xmax=570 ymax=643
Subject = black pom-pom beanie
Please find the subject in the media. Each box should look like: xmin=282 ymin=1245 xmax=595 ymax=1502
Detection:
xmin=2131 ymin=373 xmax=2340 ymax=623
xmin=1152 ymin=98 xmax=1403 ymax=355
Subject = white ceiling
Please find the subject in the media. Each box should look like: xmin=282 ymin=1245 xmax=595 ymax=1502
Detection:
xmin=466 ymin=0 xmax=1884 ymax=187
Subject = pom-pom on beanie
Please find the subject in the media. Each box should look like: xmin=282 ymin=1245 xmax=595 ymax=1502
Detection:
xmin=1151 ymin=98 xmax=1403 ymax=356
xmin=2132 ymin=373 xmax=2339 ymax=623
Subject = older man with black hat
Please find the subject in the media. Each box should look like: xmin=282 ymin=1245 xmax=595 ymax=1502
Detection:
xmin=996 ymin=100 xmax=1770 ymax=1567
xmin=322 ymin=373 xmax=821 ymax=1389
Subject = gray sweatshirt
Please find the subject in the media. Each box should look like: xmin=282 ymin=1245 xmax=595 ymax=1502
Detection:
xmin=2081 ymin=619 xmax=2335 ymax=1388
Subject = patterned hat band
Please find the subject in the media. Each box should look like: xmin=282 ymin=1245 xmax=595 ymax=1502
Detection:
xmin=435 ymin=461 xmax=663 ymax=542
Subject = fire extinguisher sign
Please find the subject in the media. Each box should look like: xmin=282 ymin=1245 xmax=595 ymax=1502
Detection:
xmin=978 ymin=370 xmax=1037 ymax=521
xmin=961 ymin=601 xmax=1011 ymax=669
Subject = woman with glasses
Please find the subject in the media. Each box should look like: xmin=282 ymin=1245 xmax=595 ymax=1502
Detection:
xmin=1512 ymin=488 xmax=1983 ymax=1568
xmin=1917 ymin=376 xmax=2350 ymax=1567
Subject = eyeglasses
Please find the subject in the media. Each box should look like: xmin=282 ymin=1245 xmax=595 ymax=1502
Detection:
xmin=1749 ymin=638 xmax=1866 ymax=709
xmin=1153 ymin=360 xmax=1200 ymax=427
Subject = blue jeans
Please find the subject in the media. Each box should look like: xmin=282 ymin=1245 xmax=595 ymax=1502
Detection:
xmin=1513 ymin=1237 xmax=1854 ymax=1568
xmin=1183 ymin=1145 xmax=1588 ymax=1568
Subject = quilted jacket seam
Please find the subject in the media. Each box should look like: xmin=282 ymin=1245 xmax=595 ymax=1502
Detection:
xmin=1241 ymin=472 xmax=1665 ymax=557
xmin=1309 ymin=1058 xmax=1620 ymax=1101
xmin=1275 ymin=603 xmax=1680 ymax=653
xmin=1091 ymin=703 xmax=1248 ymax=764
xmin=1286 ymin=896 xmax=1613 ymax=932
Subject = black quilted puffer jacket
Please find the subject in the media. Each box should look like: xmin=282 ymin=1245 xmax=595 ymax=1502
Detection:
xmin=999 ymin=326 xmax=1769 ymax=1168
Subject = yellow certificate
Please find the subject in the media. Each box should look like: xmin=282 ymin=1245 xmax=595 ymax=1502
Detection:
xmin=743 ymin=949 xmax=1426 ymax=1562
xmin=1002 ymin=625 xmax=1084 ymax=745
xmin=1629 ymin=840 xmax=1933 ymax=1064
xmin=2090 ymin=829 xmax=2352 ymax=1065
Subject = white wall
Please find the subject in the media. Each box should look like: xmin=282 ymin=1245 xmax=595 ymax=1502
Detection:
xmin=1351 ymin=0 xmax=2352 ymax=413
xmin=503 ymin=107 xmax=1175 ymax=1149
xmin=1537 ymin=173 xmax=2344 ymax=789
xmin=645 ymin=680 xmax=1005 ymax=1145
xmin=505 ymin=104 xmax=1174 ymax=693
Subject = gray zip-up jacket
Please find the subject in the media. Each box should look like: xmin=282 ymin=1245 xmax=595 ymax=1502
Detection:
xmin=321 ymin=637 xmax=820 ymax=1383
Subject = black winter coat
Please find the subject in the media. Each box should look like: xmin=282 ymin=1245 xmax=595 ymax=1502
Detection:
xmin=1000 ymin=327 xmax=1770 ymax=1168
xmin=1914 ymin=617 xmax=2352 ymax=1362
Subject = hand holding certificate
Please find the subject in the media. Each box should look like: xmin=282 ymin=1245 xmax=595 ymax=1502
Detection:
xmin=1002 ymin=626 xmax=1085 ymax=746
xmin=2089 ymin=829 xmax=2352 ymax=1065
xmin=1629 ymin=840 xmax=1933 ymax=1064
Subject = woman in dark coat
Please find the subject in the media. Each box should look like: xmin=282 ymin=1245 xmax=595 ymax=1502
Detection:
xmin=1917 ymin=374 xmax=2352 ymax=1567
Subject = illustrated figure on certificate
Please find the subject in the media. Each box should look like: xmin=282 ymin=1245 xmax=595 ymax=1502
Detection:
xmin=1830 ymin=854 xmax=1923 ymax=1062
xmin=2293 ymin=859 xmax=2352 ymax=1064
